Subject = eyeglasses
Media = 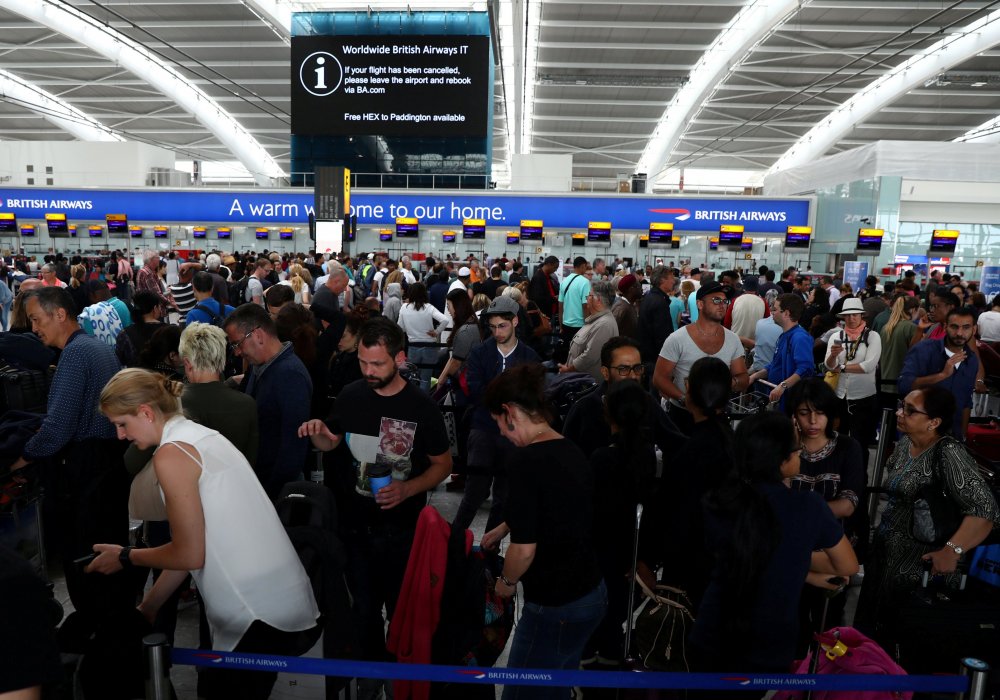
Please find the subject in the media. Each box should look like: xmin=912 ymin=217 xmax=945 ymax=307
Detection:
xmin=608 ymin=364 xmax=645 ymax=377
xmin=896 ymin=400 xmax=929 ymax=417
xmin=706 ymin=297 xmax=730 ymax=306
xmin=488 ymin=321 xmax=512 ymax=332
xmin=229 ymin=326 xmax=259 ymax=352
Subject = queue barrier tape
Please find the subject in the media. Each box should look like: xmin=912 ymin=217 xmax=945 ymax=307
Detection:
xmin=171 ymin=648 xmax=971 ymax=693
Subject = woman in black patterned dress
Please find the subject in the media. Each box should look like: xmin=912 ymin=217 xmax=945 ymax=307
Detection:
xmin=857 ymin=386 xmax=998 ymax=629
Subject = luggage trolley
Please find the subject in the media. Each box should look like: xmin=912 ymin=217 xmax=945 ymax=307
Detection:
xmin=727 ymin=380 xmax=779 ymax=429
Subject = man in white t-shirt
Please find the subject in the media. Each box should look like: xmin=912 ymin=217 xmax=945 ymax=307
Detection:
xmin=653 ymin=281 xmax=749 ymax=434
xmin=245 ymin=258 xmax=272 ymax=307
xmin=978 ymin=294 xmax=1000 ymax=343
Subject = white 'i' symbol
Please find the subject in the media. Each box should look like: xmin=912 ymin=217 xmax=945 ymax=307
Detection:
xmin=314 ymin=57 xmax=327 ymax=90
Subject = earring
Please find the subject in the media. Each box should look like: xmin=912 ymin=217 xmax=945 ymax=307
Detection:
xmin=506 ymin=421 xmax=515 ymax=431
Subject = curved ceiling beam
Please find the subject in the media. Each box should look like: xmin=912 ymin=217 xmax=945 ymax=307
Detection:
xmin=954 ymin=115 xmax=1000 ymax=143
xmin=770 ymin=8 xmax=1000 ymax=173
xmin=0 ymin=0 xmax=285 ymax=184
xmin=0 ymin=69 xmax=123 ymax=142
xmin=634 ymin=0 xmax=801 ymax=180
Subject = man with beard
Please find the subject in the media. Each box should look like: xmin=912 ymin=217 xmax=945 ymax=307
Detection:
xmin=899 ymin=306 xmax=982 ymax=440
xmin=298 ymin=317 xmax=451 ymax=700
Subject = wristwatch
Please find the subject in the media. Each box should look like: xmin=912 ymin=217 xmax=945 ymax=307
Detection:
xmin=780 ymin=381 xmax=788 ymax=390
xmin=945 ymin=541 xmax=964 ymax=555
xmin=119 ymin=545 xmax=134 ymax=569
xmin=499 ymin=573 xmax=518 ymax=588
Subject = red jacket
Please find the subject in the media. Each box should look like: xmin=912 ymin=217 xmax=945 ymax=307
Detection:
xmin=387 ymin=506 xmax=472 ymax=700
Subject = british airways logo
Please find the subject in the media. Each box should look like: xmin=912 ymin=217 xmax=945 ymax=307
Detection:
xmin=194 ymin=653 xmax=224 ymax=664
xmin=649 ymin=208 xmax=691 ymax=221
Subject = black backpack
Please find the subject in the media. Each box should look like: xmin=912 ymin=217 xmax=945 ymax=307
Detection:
xmin=274 ymin=481 xmax=359 ymax=689
xmin=228 ymin=275 xmax=251 ymax=307
xmin=191 ymin=302 xmax=224 ymax=328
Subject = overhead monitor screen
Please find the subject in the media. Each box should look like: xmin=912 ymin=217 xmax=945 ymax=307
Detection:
xmin=930 ymin=229 xmax=959 ymax=252
xmin=68 ymin=225 xmax=77 ymax=237
xmin=88 ymin=226 xmax=104 ymax=238
xmin=856 ymin=228 xmax=883 ymax=252
xmin=520 ymin=220 xmax=543 ymax=241
xmin=279 ymin=228 xmax=294 ymax=240
xmin=106 ymin=213 xmax=128 ymax=234
xmin=571 ymin=233 xmax=586 ymax=247
xmin=639 ymin=234 xmax=649 ymax=249
xmin=129 ymin=226 xmax=144 ymax=238
xmin=463 ymin=218 xmax=485 ymax=240
xmin=0 ymin=213 xmax=16 ymax=233
xmin=254 ymin=227 xmax=269 ymax=240
xmin=587 ymin=221 xmax=611 ymax=243
xmin=219 ymin=227 xmax=233 ymax=240
xmin=379 ymin=229 xmax=393 ymax=242
xmin=20 ymin=225 xmax=35 ymax=237
xmin=153 ymin=226 xmax=169 ymax=238
xmin=741 ymin=237 xmax=753 ymax=251
xmin=719 ymin=224 xmax=744 ymax=246
xmin=193 ymin=226 xmax=207 ymax=239
xmin=442 ymin=231 xmax=456 ymax=243
xmin=648 ymin=222 xmax=673 ymax=244
xmin=291 ymin=35 xmax=490 ymax=137
xmin=506 ymin=233 xmax=520 ymax=245
xmin=316 ymin=219 xmax=344 ymax=253
xmin=396 ymin=217 xmax=419 ymax=238
xmin=709 ymin=237 xmax=719 ymax=250
xmin=46 ymin=213 xmax=68 ymax=235
xmin=785 ymin=225 xmax=812 ymax=249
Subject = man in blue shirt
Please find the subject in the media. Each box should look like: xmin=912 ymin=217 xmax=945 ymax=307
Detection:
xmin=748 ymin=293 xmax=814 ymax=405
xmin=558 ymin=256 xmax=592 ymax=345
xmin=898 ymin=307 xmax=981 ymax=440
xmin=185 ymin=271 xmax=234 ymax=326
xmin=10 ymin=287 xmax=128 ymax=621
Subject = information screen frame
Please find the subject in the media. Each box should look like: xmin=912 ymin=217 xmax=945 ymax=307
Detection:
xmin=462 ymin=218 xmax=486 ymax=240
xmin=46 ymin=213 xmax=69 ymax=235
xmin=442 ymin=231 xmax=456 ymax=243
xmin=0 ymin=213 xmax=16 ymax=233
xmin=709 ymin=237 xmax=719 ymax=250
xmin=587 ymin=221 xmax=611 ymax=243
xmin=88 ymin=225 xmax=104 ymax=238
xmin=253 ymin=227 xmax=268 ymax=240
xmin=20 ymin=225 xmax=35 ymax=237
xmin=506 ymin=233 xmax=520 ymax=245
xmin=648 ymin=222 xmax=674 ymax=244
xmin=396 ymin=217 xmax=419 ymax=238
xmin=856 ymin=228 xmax=884 ymax=252
xmin=291 ymin=34 xmax=491 ymax=138
xmin=520 ymin=220 xmax=543 ymax=241
xmin=719 ymin=224 xmax=744 ymax=247
xmin=279 ymin=228 xmax=294 ymax=240
xmin=129 ymin=226 xmax=144 ymax=238
xmin=219 ymin=227 xmax=234 ymax=240
xmin=192 ymin=226 xmax=207 ymax=239
xmin=929 ymin=229 xmax=959 ymax=253
xmin=106 ymin=213 xmax=128 ymax=235
xmin=785 ymin=226 xmax=812 ymax=249
xmin=571 ymin=233 xmax=586 ymax=248
xmin=153 ymin=226 xmax=169 ymax=239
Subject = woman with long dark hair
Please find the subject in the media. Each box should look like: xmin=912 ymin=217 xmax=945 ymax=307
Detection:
xmin=585 ymin=379 xmax=655 ymax=665
xmin=434 ymin=287 xmax=483 ymax=400
xmin=638 ymin=357 xmax=735 ymax=604
xmin=397 ymin=281 xmax=449 ymax=392
xmin=692 ymin=412 xmax=858 ymax=673
xmin=481 ymin=364 xmax=605 ymax=698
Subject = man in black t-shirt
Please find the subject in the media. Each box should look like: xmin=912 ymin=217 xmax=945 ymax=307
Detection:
xmin=299 ymin=318 xmax=451 ymax=692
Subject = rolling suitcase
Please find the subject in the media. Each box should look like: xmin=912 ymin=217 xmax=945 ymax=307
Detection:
xmin=0 ymin=364 xmax=52 ymax=415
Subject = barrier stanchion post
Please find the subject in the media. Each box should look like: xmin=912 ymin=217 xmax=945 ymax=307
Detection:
xmin=868 ymin=408 xmax=895 ymax=526
xmin=623 ymin=503 xmax=643 ymax=666
xmin=960 ymin=658 xmax=989 ymax=700
xmin=144 ymin=633 xmax=173 ymax=700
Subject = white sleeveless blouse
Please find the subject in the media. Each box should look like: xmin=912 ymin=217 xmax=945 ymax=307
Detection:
xmin=157 ymin=416 xmax=319 ymax=651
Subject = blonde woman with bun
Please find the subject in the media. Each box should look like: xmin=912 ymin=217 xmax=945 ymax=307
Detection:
xmin=87 ymin=368 xmax=319 ymax=698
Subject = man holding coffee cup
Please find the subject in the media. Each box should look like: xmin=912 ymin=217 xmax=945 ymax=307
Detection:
xmin=298 ymin=317 xmax=451 ymax=699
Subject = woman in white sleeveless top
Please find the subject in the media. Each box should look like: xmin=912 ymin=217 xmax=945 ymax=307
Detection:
xmin=87 ymin=368 xmax=319 ymax=698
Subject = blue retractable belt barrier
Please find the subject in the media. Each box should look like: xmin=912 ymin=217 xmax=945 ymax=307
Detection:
xmin=171 ymin=648 xmax=970 ymax=693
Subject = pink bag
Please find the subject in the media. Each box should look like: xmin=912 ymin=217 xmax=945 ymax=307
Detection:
xmin=774 ymin=626 xmax=911 ymax=700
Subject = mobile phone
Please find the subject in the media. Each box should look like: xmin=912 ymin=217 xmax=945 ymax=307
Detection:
xmin=73 ymin=552 xmax=98 ymax=568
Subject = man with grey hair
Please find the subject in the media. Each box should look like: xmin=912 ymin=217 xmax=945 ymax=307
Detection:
xmin=637 ymin=265 xmax=676 ymax=368
xmin=135 ymin=249 xmax=176 ymax=312
xmin=311 ymin=260 xmax=349 ymax=317
xmin=559 ymin=279 xmax=619 ymax=380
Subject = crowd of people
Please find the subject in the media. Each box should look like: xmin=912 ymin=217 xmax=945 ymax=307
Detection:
xmin=3 ymin=247 xmax=999 ymax=699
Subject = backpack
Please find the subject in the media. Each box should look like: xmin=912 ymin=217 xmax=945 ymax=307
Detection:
xmin=358 ymin=263 xmax=375 ymax=298
xmin=228 ymin=275 xmax=251 ymax=307
xmin=274 ymin=481 xmax=359 ymax=688
xmin=191 ymin=302 xmax=224 ymax=328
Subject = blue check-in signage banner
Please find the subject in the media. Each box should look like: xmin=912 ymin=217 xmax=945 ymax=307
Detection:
xmin=0 ymin=188 xmax=810 ymax=233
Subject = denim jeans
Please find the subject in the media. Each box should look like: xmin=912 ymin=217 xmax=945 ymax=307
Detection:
xmin=502 ymin=579 xmax=608 ymax=700
xmin=407 ymin=344 xmax=439 ymax=392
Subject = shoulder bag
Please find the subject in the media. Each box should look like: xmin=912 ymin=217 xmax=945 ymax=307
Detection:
xmin=909 ymin=438 xmax=963 ymax=547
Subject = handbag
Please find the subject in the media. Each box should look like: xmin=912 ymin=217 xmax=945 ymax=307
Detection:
xmin=633 ymin=578 xmax=695 ymax=672
xmin=909 ymin=439 xmax=962 ymax=547
xmin=775 ymin=626 xmax=911 ymax=700
xmin=824 ymin=369 xmax=840 ymax=391
xmin=528 ymin=308 xmax=551 ymax=338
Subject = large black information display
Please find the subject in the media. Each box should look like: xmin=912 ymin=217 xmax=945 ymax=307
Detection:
xmin=291 ymin=35 xmax=490 ymax=137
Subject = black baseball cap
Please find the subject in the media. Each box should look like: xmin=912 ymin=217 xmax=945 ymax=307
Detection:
xmin=696 ymin=281 xmax=726 ymax=301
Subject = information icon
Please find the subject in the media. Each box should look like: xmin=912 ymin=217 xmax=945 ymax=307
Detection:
xmin=299 ymin=51 xmax=343 ymax=97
